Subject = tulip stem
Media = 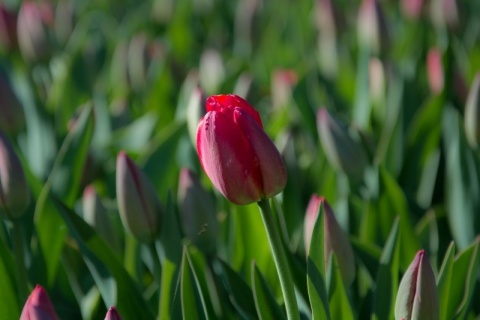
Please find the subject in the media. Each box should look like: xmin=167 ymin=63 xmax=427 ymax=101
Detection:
xmin=257 ymin=198 xmax=299 ymax=320
xmin=12 ymin=220 xmax=29 ymax=303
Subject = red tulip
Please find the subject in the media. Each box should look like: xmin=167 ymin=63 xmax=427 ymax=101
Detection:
xmin=104 ymin=306 xmax=123 ymax=320
xmin=20 ymin=285 xmax=58 ymax=320
xmin=196 ymin=94 xmax=287 ymax=205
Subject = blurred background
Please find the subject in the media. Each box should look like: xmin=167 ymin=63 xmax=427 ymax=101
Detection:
xmin=1 ymin=0 xmax=480 ymax=318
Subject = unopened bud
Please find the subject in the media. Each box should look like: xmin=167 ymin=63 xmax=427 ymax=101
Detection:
xmin=0 ymin=4 xmax=18 ymax=52
xmin=357 ymin=0 xmax=388 ymax=54
xmin=20 ymin=285 xmax=58 ymax=320
xmin=104 ymin=306 xmax=123 ymax=320
xmin=304 ymin=195 xmax=355 ymax=285
xmin=116 ymin=151 xmax=162 ymax=243
xmin=427 ymin=48 xmax=444 ymax=95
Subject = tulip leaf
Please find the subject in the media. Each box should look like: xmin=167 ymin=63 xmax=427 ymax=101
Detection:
xmin=110 ymin=111 xmax=158 ymax=152
xmin=373 ymin=218 xmax=400 ymax=320
xmin=0 ymin=236 xmax=20 ymax=319
xmin=326 ymin=254 xmax=355 ymax=320
xmin=251 ymin=262 xmax=286 ymax=320
xmin=353 ymin=46 xmax=371 ymax=130
xmin=442 ymin=106 xmax=480 ymax=249
xmin=350 ymin=236 xmax=382 ymax=279
xmin=180 ymin=246 xmax=207 ymax=320
xmin=449 ymin=239 xmax=480 ymax=319
xmin=34 ymin=104 xmax=94 ymax=284
xmin=53 ymin=199 xmax=155 ymax=319
xmin=437 ymin=242 xmax=455 ymax=320
xmin=216 ymin=259 xmax=257 ymax=318
xmin=306 ymin=202 xmax=331 ymax=320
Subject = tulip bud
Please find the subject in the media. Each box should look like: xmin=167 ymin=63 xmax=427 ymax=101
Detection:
xmin=104 ymin=306 xmax=123 ymax=320
xmin=54 ymin=0 xmax=75 ymax=46
xmin=395 ymin=250 xmax=439 ymax=320
xmin=116 ymin=151 xmax=162 ymax=243
xmin=196 ymin=94 xmax=287 ymax=205
xmin=357 ymin=0 xmax=388 ymax=54
xmin=317 ymin=108 xmax=368 ymax=180
xmin=271 ymin=69 xmax=298 ymax=109
xmin=0 ymin=4 xmax=18 ymax=52
xmin=20 ymin=285 xmax=58 ymax=320
xmin=304 ymin=195 xmax=355 ymax=286
xmin=83 ymin=186 xmax=120 ymax=251
xmin=464 ymin=73 xmax=480 ymax=149
xmin=402 ymin=0 xmax=424 ymax=20
xmin=427 ymin=48 xmax=444 ymax=95
xmin=127 ymin=33 xmax=150 ymax=93
xmin=17 ymin=1 xmax=54 ymax=64
xmin=0 ymin=131 xmax=30 ymax=220
xmin=178 ymin=168 xmax=218 ymax=254
xmin=0 ymin=75 xmax=26 ymax=134
xmin=369 ymin=58 xmax=386 ymax=119
xmin=430 ymin=0 xmax=458 ymax=30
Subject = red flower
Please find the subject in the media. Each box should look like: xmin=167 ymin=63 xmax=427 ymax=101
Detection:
xmin=20 ymin=285 xmax=58 ymax=320
xmin=104 ymin=306 xmax=123 ymax=320
xmin=196 ymin=94 xmax=286 ymax=205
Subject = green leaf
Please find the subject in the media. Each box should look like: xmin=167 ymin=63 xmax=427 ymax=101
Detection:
xmin=34 ymin=104 xmax=94 ymax=284
xmin=373 ymin=218 xmax=400 ymax=320
xmin=437 ymin=242 xmax=455 ymax=320
xmin=251 ymin=262 xmax=286 ymax=320
xmin=449 ymin=239 xmax=480 ymax=319
xmin=217 ymin=259 xmax=257 ymax=319
xmin=350 ymin=236 xmax=382 ymax=279
xmin=180 ymin=246 xmax=207 ymax=320
xmin=326 ymin=254 xmax=355 ymax=320
xmin=306 ymin=203 xmax=331 ymax=320
xmin=0 ymin=235 xmax=20 ymax=319
xmin=54 ymin=199 xmax=155 ymax=319
xmin=352 ymin=46 xmax=371 ymax=130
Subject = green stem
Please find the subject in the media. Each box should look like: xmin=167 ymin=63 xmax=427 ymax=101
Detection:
xmin=257 ymin=198 xmax=299 ymax=320
xmin=12 ymin=220 xmax=29 ymax=303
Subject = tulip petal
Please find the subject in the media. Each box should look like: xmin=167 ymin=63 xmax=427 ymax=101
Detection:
xmin=206 ymin=94 xmax=263 ymax=128
xmin=233 ymin=107 xmax=287 ymax=198
xmin=197 ymin=110 xmax=262 ymax=205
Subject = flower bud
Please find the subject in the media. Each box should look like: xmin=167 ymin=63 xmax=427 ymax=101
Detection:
xmin=83 ymin=185 xmax=120 ymax=251
xmin=0 ymin=74 xmax=26 ymax=135
xmin=357 ymin=0 xmax=388 ymax=54
xmin=0 ymin=131 xmax=30 ymax=220
xmin=0 ymin=4 xmax=18 ymax=52
xmin=20 ymin=285 xmax=58 ymax=320
xmin=17 ymin=1 xmax=54 ymax=64
xmin=304 ymin=195 xmax=355 ymax=286
xmin=199 ymin=50 xmax=225 ymax=95
xmin=430 ymin=0 xmax=458 ymax=30
xmin=116 ymin=151 xmax=162 ymax=243
xmin=178 ymin=168 xmax=218 ymax=254
xmin=402 ymin=0 xmax=424 ymax=20
xmin=427 ymin=48 xmax=444 ymax=95
xmin=104 ymin=306 xmax=123 ymax=320
xmin=316 ymin=108 xmax=368 ymax=180
xmin=464 ymin=73 xmax=480 ymax=149
xmin=196 ymin=94 xmax=287 ymax=205
xmin=395 ymin=250 xmax=439 ymax=320
xmin=271 ymin=69 xmax=298 ymax=109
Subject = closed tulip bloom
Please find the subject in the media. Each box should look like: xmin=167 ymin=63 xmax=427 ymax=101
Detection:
xmin=178 ymin=168 xmax=218 ymax=254
xmin=0 ymin=4 xmax=18 ymax=52
xmin=317 ymin=108 xmax=368 ymax=180
xmin=427 ymin=48 xmax=444 ymax=95
xmin=0 ymin=131 xmax=30 ymax=220
xmin=116 ymin=151 xmax=162 ymax=243
xmin=104 ymin=306 xmax=123 ymax=320
xmin=20 ymin=285 xmax=58 ymax=320
xmin=304 ymin=195 xmax=355 ymax=286
xmin=395 ymin=250 xmax=439 ymax=320
xmin=357 ymin=0 xmax=388 ymax=54
xmin=196 ymin=94 xmax=287 ymax=205
xmin=464 ymin=73 xmax=480 ymax=149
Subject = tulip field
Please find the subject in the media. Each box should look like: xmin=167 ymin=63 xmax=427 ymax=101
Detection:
xmin=1 ymin=0 xmax=480 ymax=319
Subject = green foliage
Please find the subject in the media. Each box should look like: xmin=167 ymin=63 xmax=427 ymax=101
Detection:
xmin=0 ymin=0 xmax=479 ymax=319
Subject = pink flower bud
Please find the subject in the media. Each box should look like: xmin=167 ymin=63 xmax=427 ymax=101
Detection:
xmin=116 ymin=151 xmax=162 ymax=243
xmin=395 ymin=250 xmax=439 ymax=320
xmin=0 ymin=75 xmax=25 ymax=134
xmin=430 ymin=0 xmax=458 ymax=29
xmin=0 ymin=4 xmax=18 ymax=52
xmin=464 ymin=73 xmax=480 ymax=149
xmin=20 ymin=285 xmax=58 ymax=320
xmin=402 ymin=0 xmax=424 ymax=19
xmin=0 ymin=131 xmax=30 ymax=220
xmin=196 ymin=94 xmax=287 ymax=205
xmin=178 ymin=168 xmax=218 ymax=254
xmin=357 ymin=0 xmax=388 ymax=54
xmin=271 ymin=69 xmax=298 ymax=109
xmin=304 ymin=195 xmax=355 ymax=286
xmin=104 ymin=306 xmax=123 ymax=320
xmin=17 ymin=1 xmax=54 ymax=64
xmin=427 ymin=48 xmax=444 ymax=95
xmin=317 ymin=108 xmax=368 ymax=180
